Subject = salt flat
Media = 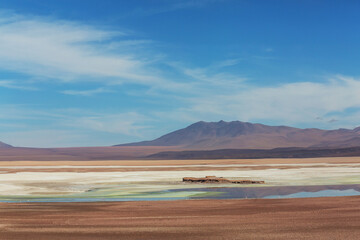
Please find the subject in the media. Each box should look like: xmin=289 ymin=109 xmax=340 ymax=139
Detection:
xmin=1 ymin=158 xmax=360 ymax=201
xmin=1 ymin=157 xmax=360 ymax=239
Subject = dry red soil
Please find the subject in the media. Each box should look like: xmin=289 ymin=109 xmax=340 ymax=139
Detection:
xmin=0 ymin=146 xmax=181 ymax=161
xmin=1 ymin=196 xmax=359 ymax=240
xmin=1 ymin=156 xmax=360 ymax=166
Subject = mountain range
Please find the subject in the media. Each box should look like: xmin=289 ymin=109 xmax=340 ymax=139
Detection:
xmin=0 ymin=141 xmax=12 ymax=148
xmin=3 ymin=120 xmax=360 ymax=161
xmin=118 ymin=120 xmax=360 ymax=150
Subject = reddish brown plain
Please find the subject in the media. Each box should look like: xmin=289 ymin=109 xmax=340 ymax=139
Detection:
xmin=1 ymin=196 xmax=360 ymax=240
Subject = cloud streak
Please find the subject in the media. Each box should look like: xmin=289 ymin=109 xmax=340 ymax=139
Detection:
xmin=0 ymin=105 xmax=153 ymax=147
xmin=176 ymin=75 xmax=360 ymax=128
xmin=61 ymin=87 xmax=113 ymax=96
xmin=0 ymin=80 xmax=38 ymax=90
xmin=128 ymin=0 xmax=226 ymax=17
xmin=2 ymin=10 xmax=360 ymax=147
xmin=0 ymin=12 xmax=177 ymax=90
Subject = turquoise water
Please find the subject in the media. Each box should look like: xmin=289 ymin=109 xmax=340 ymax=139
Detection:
xmin=264 ymin=189 xmax=360 ymax=199
xmin=1 ymin=184 xmax=360 ymax=203
xmin=182 ymin=184 xmax=360 ymax=200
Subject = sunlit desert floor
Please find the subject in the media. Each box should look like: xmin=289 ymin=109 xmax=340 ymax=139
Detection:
xmin=1 ymin=157 xmax=360 ymax=239
xmin=1 ymin=197 xmax=360 ymax=239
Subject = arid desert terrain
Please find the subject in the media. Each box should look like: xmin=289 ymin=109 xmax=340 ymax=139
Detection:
xmin=1 ymin=196 xmax=360 ymax=240
xmin=3 ymin=0 xmax=360 ymax=238
xmin=1 ymin=157 xmax=360 ymax=239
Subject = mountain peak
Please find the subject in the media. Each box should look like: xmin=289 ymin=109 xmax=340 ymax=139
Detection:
xmin=353 ymin=126 xmax=360 ymax=132
xmin=116 ymin=121 xmax=360 ymax=150
xmin=0 ymin=141 xmax=13 ymax=148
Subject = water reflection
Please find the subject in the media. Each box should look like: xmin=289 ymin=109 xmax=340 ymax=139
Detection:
xmin=2 ymin=184 xmax=360 ymax=203
xmin=181 ymin=184 xmax=360 ymax=200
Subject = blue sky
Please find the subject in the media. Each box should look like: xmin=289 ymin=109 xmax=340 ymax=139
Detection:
xmin=1 ymin=0 xmax=360 ymax=147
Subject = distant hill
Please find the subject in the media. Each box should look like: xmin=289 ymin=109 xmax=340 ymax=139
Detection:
xmin=145 ymin=146 xmax=360 ymax=160
xmin=0 ymin=141 xmax=12 ymax=148
xmin=117 ymin=120 xmax=360 ymax=150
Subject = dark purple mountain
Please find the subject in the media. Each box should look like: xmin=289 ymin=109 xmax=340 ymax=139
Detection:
xmin=117 ymin=121 xmax=360 ymax=150
xmin=0 ymin=141 xmax=12 ymax=148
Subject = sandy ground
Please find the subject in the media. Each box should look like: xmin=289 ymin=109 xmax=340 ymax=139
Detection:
xmin=0 ymin=196 xmax=359 ymax=240
xmin=1 ymin=156 xmax=360 ymax=166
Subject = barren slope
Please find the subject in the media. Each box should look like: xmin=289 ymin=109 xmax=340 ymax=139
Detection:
xmin=118 ymin=121 xmax=360 ymax=149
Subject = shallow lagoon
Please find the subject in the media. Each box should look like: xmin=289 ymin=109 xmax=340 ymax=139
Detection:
xmin=184 ymin=184 xmax=360 ymax=200
xmin=1 ymin=184 xmax=360 ymax=203
xmin=1 ymin=162 xmax=360 ymax=202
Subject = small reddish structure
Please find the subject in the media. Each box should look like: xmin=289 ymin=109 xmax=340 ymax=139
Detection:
xmin=182 ymin=176 xmax=265 ymax=184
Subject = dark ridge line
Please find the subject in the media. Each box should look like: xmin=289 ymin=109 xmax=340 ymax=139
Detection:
xmin=145 ymin=146 xmax=360 ymax=159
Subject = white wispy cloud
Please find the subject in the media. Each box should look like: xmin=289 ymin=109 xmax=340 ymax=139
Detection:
xmin=183 ymin=67 xmax=246 ymax=86
xmin=61 ymin=87 xmax=113 ymax=96
xmin=175 ymin=75 xmax=360 ymax=128
xmin=0 ymin=105 xmax=150 ymax=137
xmin=3 ymin=10 xmax=360 ymax=147
xmin=128 ymin=0 xmax=226 ymax=17
xmin=0 ymin=105 xmax=153 ymax=147
xmin=0 ymin=11 xmax=243 ymax=96
xmin=214 ymin=58 xmax=242 ymax=68
xmin=170 ymin=61 xmax=247 ymax=91
xmin=3 ymin=75 xmax=360 ymax=148
xmin=1 ymin=129 xmax=88 ymax=148
xmin=65 ymin=112 xmax=149 ymax=137
xmin=0 ymin=104 xmax=66 ymax=121
xmin=0 ymin=12 xmax=180 ymax=90
xmin=0 ymin=80 xmax=38 ymax=90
